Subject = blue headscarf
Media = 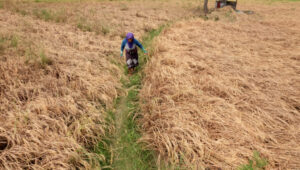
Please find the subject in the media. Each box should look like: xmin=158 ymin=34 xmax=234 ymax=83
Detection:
xmin=126 ymin=32 xmax=134 ymax=48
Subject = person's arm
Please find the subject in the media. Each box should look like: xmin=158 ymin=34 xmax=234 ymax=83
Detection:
xmin=134 ymin=39 xmax=147 ymax=53
xmin=120 ymin=39 xmax=126 ymax=57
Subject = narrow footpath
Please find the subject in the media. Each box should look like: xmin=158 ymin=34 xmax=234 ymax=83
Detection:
xmin=98 ymin=26 xmax=167 ymax=170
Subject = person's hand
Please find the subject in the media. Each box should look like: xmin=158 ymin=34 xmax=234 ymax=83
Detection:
xmin=120 ymin=51 xmax=123 ymax=57
xmin=143 ymin=50 xmax=148 ymax=55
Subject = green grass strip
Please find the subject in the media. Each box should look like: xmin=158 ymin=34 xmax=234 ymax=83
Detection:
xmin=94 ymin=25 xmax=168 ymax=170
xmin=112 ymin=25 xmax=168 ymax=170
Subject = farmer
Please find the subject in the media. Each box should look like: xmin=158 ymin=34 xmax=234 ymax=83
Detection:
xmin=120 ymin=32 xmax=147 ymax=74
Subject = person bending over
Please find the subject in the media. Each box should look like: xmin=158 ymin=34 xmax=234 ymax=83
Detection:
xmin=120 ymin=32 xmax=147 ymax=74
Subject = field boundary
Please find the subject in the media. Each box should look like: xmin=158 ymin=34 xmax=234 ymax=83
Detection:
xmin=94 ymin=25 xmax=169 ymax=170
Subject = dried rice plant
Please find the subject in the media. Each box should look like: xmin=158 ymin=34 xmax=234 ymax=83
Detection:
xmin=0 ymin=0 xmax=197 ymax=168
xmin=140 ymin=3 xmax=300 ymax=169
xmin=0 ymin=6 xmax=121 ymax=169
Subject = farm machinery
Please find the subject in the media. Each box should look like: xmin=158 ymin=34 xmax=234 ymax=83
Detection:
xmin=215 ymin=0 xmax=238 ymax=9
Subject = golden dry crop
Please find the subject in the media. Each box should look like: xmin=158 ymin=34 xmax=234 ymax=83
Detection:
xmin=140 ymin=2 xmax=300 ymax=169
xmin=1 ymin=0 xmax=299 ymax=169
xmin=0 ymin=0 xmax=197 ymax=169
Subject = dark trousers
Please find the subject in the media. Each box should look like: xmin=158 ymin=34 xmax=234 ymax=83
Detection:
xmin=126 ymin=47 xmax=139 ymax=68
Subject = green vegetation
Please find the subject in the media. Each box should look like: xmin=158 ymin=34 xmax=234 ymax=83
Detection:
xmin=113 ymin=25 xmax=169 ymax=170
xmin=77 ymin=19 xmax=92 ymax=32
xmin=113 ymin=87 xmax=156 ymax=170
xmin=101 ymin=25 xmax=110 ymax=35
xmin=33 ymin=9 xmax=52 ymax=21
xmin=225 ymin=10 xmax=237 ymax=22
xmin=40 ymin=51 xmax=53 ymax=66
xmin=25 ymin=48 xmax=37 ymax=64
xmin=10 ymin=35 xmax=18 ymax=48
xmin=0 ymin=37 xmax=6 ymax=54
xmin=239 ymin=151 xmax=268 ymax=170
xmin=77 ymin=18 xmax=111 ymax=35
xmin=69 ymin=147 xmax=103 ymax=169
xmin=0 ymin=34 xmax=19 ymax=54
xmin=15 ymin=8 xmax=28 ymax=16
xmin=140 ymin=25 xmax=168 ymax=65
xmin=93 ymin=111 xmax=115 ymax=169
xmin=93 ymin=25 xmax=168 ymax=170
xmin=33 ymin=9 xmax=67 ymax=23
xmin=25 ymin=49 xmax=53 ymax=67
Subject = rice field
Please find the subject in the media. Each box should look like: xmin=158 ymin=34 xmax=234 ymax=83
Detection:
xmin=140 ymin=2 xmax=300 ymax=169
xmin=0 ymin=0 xmax=196 ymax=169
xmin=0 ymin=0 xmax=299 ymax=169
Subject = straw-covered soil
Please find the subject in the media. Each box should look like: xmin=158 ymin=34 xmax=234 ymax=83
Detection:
xmin=0 ymin=1 xmax=197 ymax=169
xmin=140 ymin=3 xmax=300 ymax=169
